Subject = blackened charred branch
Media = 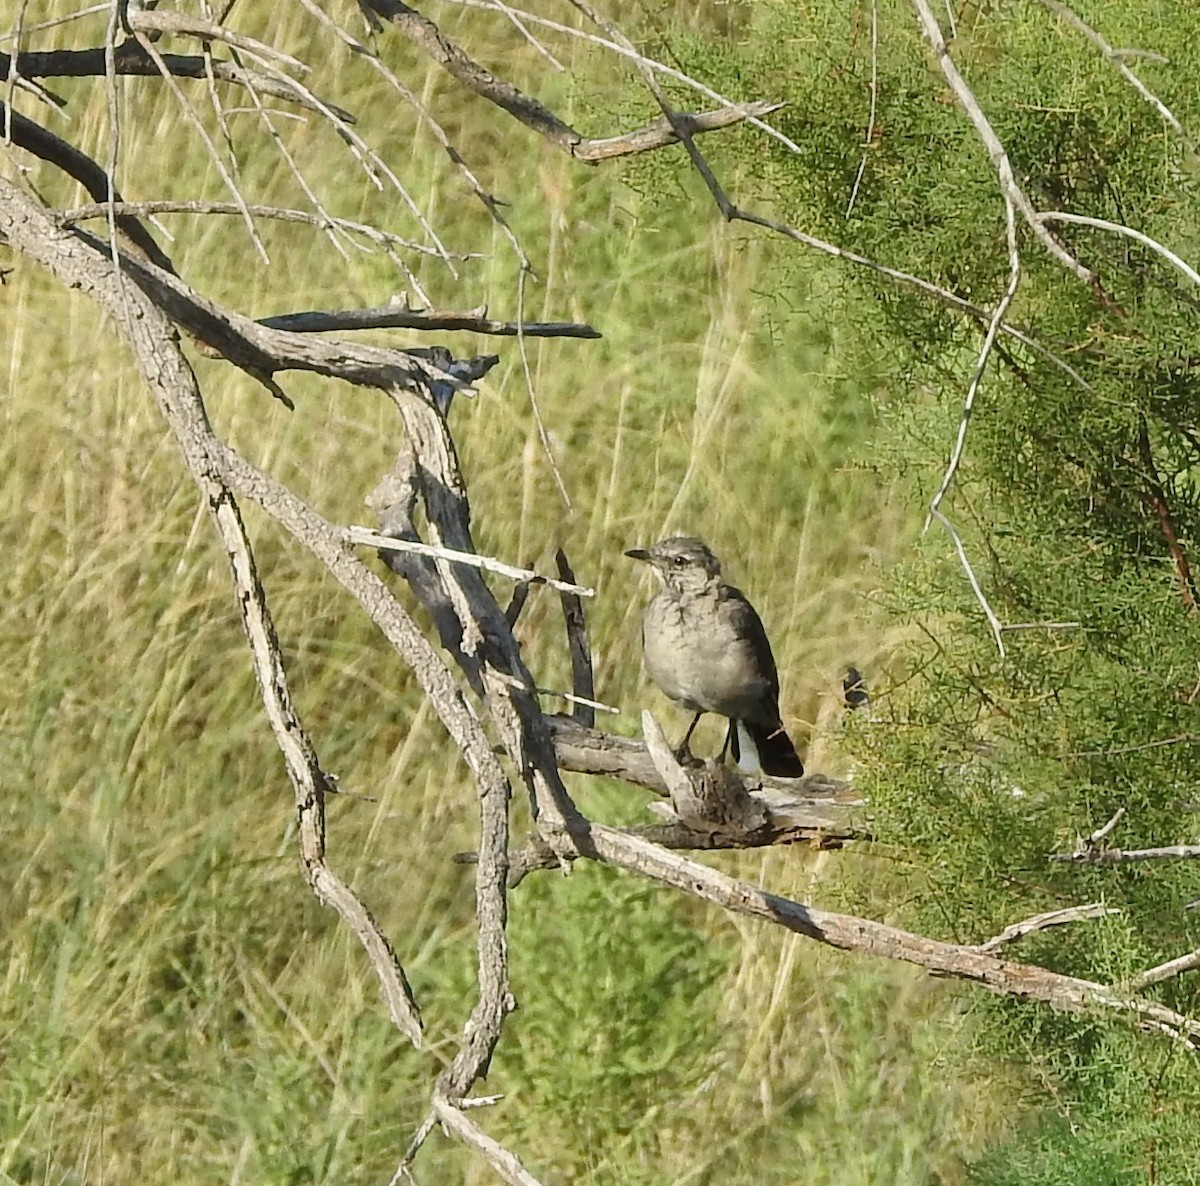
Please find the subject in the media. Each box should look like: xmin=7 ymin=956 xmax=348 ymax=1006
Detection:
xmin=1 ymin=44 xmax=355 ymax=121
xmin=259 ymin=303 xmax=602 ymax=339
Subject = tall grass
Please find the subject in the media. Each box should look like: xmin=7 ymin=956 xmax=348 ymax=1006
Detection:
xmin=3 ymin=3 xmax=993 ymax=1182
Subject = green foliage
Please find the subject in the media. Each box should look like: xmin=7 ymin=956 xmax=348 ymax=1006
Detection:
xmin=630 ymin=0 xmax=1200 ymax=1181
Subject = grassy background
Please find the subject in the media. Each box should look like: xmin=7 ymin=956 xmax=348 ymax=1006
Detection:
xmin=2 ymin=3 xmax=1003 ymax=1182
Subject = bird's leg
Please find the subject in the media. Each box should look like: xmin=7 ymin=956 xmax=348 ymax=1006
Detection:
xmin=675 ymin=712 xmax=703 ymax=762
xmin=719 ymin=720 xmax=735 ymax=764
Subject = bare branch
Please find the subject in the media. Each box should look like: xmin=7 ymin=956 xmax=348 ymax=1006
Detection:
xmin=497 ymin=812 xmax=855 ymax=887
xmin=259 ymin=302 xmax=601 ymax=338
xmin=929 ymin=508 xmax=1007 ymax=657
xmin=554 ymin=548 xmax=595 ymax=727
xmin=1128 ymin=948 xmax=1200 ymax=993
xmin=1050 ymin=843 xmax=1200 ymax=865
xmin=571 ymin=100 xmax=786 ymax=162
xmin=544 ymin=716 xmax=865 ymax=848
xmin=1035 ymin=0 xmax=1195 ymax=149
xmin=1038 ymin=209 xmax=1200 ymax=290
xmin=431 ymin=1095 xmax=547 ymax=1186
xmin=126 ymin=8 xmax=311 ymax=74
xmin=346 ymin=527 xmax=593 ymax=595
xmin=910 ymin=0 xmax=1101 ymax=293
xmin=974 ymin=902 xmax=1121 ymax=953
xmin=926 ymin=196 xmax=1021 ymax=529
xmin=58 ymin=199 xmax=464 ymax=258
xmin=542 ymin=821 xmax=1200 ymax=1048
xmin=361 ymin=0 xmax=775 ymax=163
xmin=1090 ymin=807 xmax=1128 ymax=844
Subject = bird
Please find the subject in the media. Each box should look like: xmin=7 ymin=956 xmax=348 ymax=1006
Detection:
xmin=625 ymin=536 xmax=804 ymax=778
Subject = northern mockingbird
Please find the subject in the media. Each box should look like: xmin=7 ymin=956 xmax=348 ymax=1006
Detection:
xmin=625 ymin=536 xmax=804 ymax=778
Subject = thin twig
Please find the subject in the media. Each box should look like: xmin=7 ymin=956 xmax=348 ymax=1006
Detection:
xmin=127 ymin=8 xmax=310 ymax=73
xmin=926 ymin=195 xmax=1021 ymax=529
xmin=389 ymin=1112 xmax=437 ymax=1186
xmin=846 ymin=0 xmax=878 ymax=219
xmin=536 ymin=688 xmax=619 ymax=715
xmin=345 ymin=527 xmax=594 ymax=595
xmin=292 ymin=0 xmax=518 ymax=272
xmin=58 ymin=199 xmax=464 ymax=257
xmin=974 ymin=902 xmax=1120 ymax=953
xmin=516 ymin=267 xmax=571 ymax=508
xmin=930 ymin=508 xmax=1007 ymax=657
xmin=132 ymin=28 xmax=270 ymax=263
xmin=1038 ymin=210 xmax=1200 ymax=290
xmin=1064 ymin=733 xmax=1200 ymax=758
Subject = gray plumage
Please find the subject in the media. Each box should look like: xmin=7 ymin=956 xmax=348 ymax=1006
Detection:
xmin=625 ymin=537 xmax=804 ymax=778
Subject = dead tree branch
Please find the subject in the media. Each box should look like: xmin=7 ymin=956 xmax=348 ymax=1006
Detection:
xmin=536 ymin=820 xmax=1200 ymax=1048
xmin=1 ymin=43 xmax=355 ymax=119
xmin=359 ymin=0 xmax=775 ymax=162
xmin=259 ymin=304 xmax=602 ymax=338
xmin=1128 ymin=948 xmax=1200 ymax=993
xmin=1050 ymin=843 xmax=1200 ymax=865
xmin=554 ymin=548 xmax=595 ymax=728
xmin=974 ymin=903 xmax=1121 ymax=953
xmin=431 ymin=1095 xmax=548 ymax=1186
xmin=0 ymin=175 xmax=431 ymax=1045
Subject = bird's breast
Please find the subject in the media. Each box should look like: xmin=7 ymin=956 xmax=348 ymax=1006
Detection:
xmin=641 ymin=592 xmax=772 ymax=717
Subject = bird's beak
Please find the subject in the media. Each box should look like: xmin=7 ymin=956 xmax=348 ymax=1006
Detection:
xmin=624 ymin=548 xmax=652 ymax=563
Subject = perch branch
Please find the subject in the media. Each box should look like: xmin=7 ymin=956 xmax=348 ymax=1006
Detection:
xmin=534 ymin=820 xmax=1200 ymax=1048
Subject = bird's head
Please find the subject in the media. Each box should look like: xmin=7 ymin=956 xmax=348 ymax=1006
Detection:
xmin=625 ymin=536 xmax=722 ymax=594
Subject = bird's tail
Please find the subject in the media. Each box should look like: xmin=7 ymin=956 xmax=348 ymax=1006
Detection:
xmin=730 ymin=719 xmax=805 ymax=779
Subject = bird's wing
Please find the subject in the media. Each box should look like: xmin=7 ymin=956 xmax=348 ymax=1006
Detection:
xmin=720 ymin=584 xmax=782 ymax=702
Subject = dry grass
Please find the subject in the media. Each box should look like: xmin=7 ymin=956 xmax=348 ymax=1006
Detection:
xmin=1 ymin=3 xmax=1001 ymax=1182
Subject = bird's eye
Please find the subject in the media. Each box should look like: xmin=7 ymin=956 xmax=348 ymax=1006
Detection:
xmin=672 ymin=555 xmax=686 ymax=567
